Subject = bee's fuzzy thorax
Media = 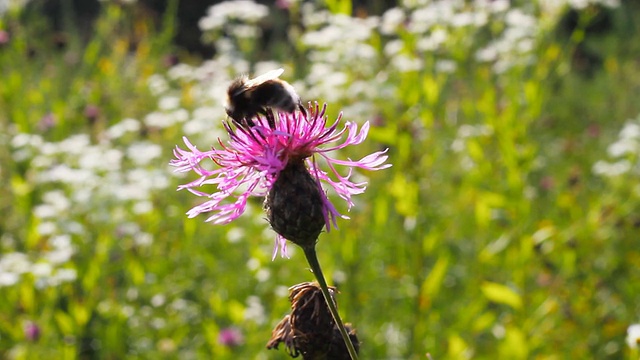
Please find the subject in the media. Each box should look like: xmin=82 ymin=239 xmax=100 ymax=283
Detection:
xmin=225 ymin=69 xmax=301 ymax=128
xmin=227 ymin=77 xmax=248 ymax=97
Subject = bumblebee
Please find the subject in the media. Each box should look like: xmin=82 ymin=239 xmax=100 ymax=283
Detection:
xmin=226 ymin=68 xmax=302 ymax=127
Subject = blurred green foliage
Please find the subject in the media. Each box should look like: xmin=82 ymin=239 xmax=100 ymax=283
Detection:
xmin=1 ymin=0 xmax=640 ymax=359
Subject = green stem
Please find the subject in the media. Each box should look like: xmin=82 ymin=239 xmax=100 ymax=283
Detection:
xmin=303 ymin=245 xmax=359 ymax=360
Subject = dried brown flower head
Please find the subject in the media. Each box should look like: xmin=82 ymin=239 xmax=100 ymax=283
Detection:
xmin=267 ymin=282 xmax=359 ymax=359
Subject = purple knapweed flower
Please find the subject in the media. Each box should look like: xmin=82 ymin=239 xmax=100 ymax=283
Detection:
xmin=24 ymin=321 xmax=41 ymax=342
xmin=0 ymin=30 xmax=10 ymax=45
xmin=218 ymin=327 xmax=245 ymax=347
xmin=84 ymin=104 xmax=100 ymax=123
xmin=170 ymin=102 xmax=390 ymax=257
xmin=38 ymin=112 xmax=57 ymax=132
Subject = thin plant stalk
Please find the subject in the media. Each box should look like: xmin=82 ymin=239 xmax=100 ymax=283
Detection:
xmin=303 ymin=245 xmax=359 ymax=360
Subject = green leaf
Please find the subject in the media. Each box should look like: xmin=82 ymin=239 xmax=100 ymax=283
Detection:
xmin=447 ymin=334 xmax=468 ymax=359
xmin=126 ymin=259 xmax=145 ymax=286
xmin=70 ymin=300 xmax=91 ymax=327
xmin=499 ymin=326 xmax=529 ymax=359
xmin=324 ymin=0 xmax=352 ymax=15
xmin=19 ymin=282 xmax=35 ymax=313
xmin=480 ymin=282 xmax=522 ymax=310
xmin=54 ymin=311 xmax=75 ymax=335
xmin=420 ymin=255 xmax=449 ymax=299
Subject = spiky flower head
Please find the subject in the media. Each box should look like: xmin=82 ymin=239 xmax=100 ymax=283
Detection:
xmin=170 ymin=102 xmax=390 ymax=257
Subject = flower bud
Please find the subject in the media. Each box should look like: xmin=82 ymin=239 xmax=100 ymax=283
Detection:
xmin=264 ymin=161 xmax=326 ymax=249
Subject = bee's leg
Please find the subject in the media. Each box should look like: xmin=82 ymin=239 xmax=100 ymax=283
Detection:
xmin=297 ymin=102 xmax=308 ymax=120
xmin=229 ymin=117 xmax=243 ymax=128
xmin=226 ymin=109 xmax=243 ymax=128
xmin=264 ymin=108 xmax=276 ymax=129
xmin=244 ymin=116 xmax=256 ymax=128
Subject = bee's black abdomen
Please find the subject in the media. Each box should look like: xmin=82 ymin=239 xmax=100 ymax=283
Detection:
xmin=251 ymin=81 xmax=296 ymax=111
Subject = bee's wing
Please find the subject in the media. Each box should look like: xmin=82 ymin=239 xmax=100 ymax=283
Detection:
xmin=245 ymin=68 xmax=285 ymax=87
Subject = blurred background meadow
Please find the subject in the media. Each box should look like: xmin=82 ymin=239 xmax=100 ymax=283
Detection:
xmin=1 ymin=0 xmax=640 ymax=359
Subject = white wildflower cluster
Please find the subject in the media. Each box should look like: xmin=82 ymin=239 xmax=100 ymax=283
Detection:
xmin=293 ymin=4 xmax=389 ymax=121
xmin=199 ymin=0 xmax=269 ymax=38
xmin=14 ymin=128 xmax=169 ymax=218
xmin=153 ymin=1 xmax=623 ymax=130
xmin=593 ymin=115 xmax=640 ymax=178
xmin=475 ymin=7 xmax=538 ymax=73
xmin=291 ymin=1 xmax=550 ymax=121
xmin=380 ymin=0 xmax=540 ymax=74
xmin=0 ymin=238 xmax=77 ymax=289
xmin=4 ymin=117 xmax=170 ymax=289
xmin=244 ymin=295 xmax=266 ymax=325
xmin=627 ymin=324 xmax=640 ymax=350
xmin=152 ymin=58 xmax=260 ymax=143
xmin=144 ymin=76 xmax=190 ymax=130
xmin=451 ymin=124 xmax=494 ymax=170
xmin=0 ymin=0 xmax=32 ymax=17
xmin=300 ymin=4 xmax=383 ymax=113
xmin=374 ymin=322 xmax=409 ymax=358
xmin=107 ymin=290 xmax=203 ymax=355
xmin=538 ymin=0 xmax=619 ymax=15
